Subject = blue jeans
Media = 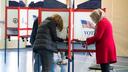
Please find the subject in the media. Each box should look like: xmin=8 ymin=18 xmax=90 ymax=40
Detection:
xmin=33 ymin=53 xmax=41 ymax=72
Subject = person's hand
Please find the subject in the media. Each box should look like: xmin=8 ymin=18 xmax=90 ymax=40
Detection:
xmin=82 ymin=41 xmax=87 ymax=48
xmin=59 ymin=38 xmax=64 ymax=42
xmin=33 ymin=47 xmax=38 ymax=53
xmin=63 ymin=37 xmax=68 ymax=41
xmin=86 ymin=21 xmax=95 ymax=29
xmin=84 ymin=41 xmax=87 ymax=44
xmin=72 ymin=39 xmax=81 ymax=42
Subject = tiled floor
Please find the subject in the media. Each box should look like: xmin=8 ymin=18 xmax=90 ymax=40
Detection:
xmin=0 ymin=48 xmax=128 ymax=72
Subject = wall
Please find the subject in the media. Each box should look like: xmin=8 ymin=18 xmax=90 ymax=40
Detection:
xmin=113 ymin=0 xmax=128 ymax=56
xmin=102 ymin=0 xmax=128 ymax=56
xmin=0 ymin=0 xmax=6 ymax=49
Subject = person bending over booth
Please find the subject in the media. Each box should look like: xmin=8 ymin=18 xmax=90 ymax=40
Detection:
xmin=33 ymin=14 xmax=64 ymax=72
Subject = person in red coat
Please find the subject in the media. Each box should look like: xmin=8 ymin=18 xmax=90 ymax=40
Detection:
xmin=86 ymin=9 xmax=117 ymax=72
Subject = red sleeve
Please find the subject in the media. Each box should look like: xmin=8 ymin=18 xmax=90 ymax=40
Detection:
xmin=86 ymin=19 xmax=106 ymax=45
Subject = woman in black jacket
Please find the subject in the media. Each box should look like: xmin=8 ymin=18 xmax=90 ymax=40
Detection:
xmin=33 ymin=14 xmax=64 ymax=72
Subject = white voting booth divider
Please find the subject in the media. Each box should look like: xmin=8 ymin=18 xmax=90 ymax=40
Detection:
xmin=5 ymin=7 xmax=39 ymax=67
xmin=39 ymin=9 xmax=97 ymax=72
xmin=5 ymin=7 xmax=97 ymax=54
xmin=5 ymin=7 xmax=102 ymax=72
xmin=74 ymin=11 xmax=95 ymax=40
xmin=73 ymin=9 xmax=96 ymax=51
xmin=6 ymin=7 xmax=39 ymax=48
xmin=41 ymin=9 xmax=69 ymax=40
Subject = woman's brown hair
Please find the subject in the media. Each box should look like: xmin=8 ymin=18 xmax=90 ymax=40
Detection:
xmin=52 ymin=14 xmax=63 ymax=32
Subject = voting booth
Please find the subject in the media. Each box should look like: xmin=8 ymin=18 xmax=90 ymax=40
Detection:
xmin=5 ymin=7 xmax=39 ymax=48
xmin=5 ymin=6 xmax=105 ymax=71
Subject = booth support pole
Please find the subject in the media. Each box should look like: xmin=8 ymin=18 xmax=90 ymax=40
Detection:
xmin=17 ymin=7 xmax=20 ymax=68
xmin=4 ymin=7 xmax=7 ymax=64
xmin=72 ymin=8 xmax=75 ymax=72
xmin=68 ymin=8 xmax=72 ymax=72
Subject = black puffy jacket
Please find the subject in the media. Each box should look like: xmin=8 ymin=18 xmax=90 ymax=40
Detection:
xmin=33 ymin=17 xmax=63 ymax=53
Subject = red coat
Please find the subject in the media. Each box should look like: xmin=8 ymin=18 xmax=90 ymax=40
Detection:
xmin=86 ymin=18 xmax=117 ymax=64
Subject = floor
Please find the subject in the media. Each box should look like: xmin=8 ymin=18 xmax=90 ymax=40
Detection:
xmin=0 ymin=48 xmax=128 ymax=72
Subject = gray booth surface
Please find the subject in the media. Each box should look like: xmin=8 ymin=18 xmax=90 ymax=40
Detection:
xmin=57 ymin=42 xmax=95 ymax=52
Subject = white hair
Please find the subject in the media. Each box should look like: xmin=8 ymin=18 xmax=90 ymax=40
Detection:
xmin=90 ymin=9 xmax=105 ymax=23
xmin=95 ymin=9 xmax=105 ymax=20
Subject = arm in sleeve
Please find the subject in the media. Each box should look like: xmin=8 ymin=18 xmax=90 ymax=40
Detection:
xmin=48 ymin=22 xmax=63 ymax=42
xmin=30 ymin=18 xmax=38 ymax=45
xmin=86 ymin=21 xmax=106 ymax=45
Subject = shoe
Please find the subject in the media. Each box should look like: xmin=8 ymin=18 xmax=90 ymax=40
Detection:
xmin=57 ymin=60 xmax=67 ymax=65
xmin=60 ymin=60 xmax=67 ymax=65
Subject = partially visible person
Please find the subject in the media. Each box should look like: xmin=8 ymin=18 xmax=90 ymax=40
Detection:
xmin=30 ymin=18 xmax=42 ymax=72
xmin=86 ymin=9 xmax=117 ymax=72
xmin=33 ymin=14 xmax=64 ymax=72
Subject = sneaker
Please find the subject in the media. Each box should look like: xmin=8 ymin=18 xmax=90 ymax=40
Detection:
xmin=57 ymin=60 xmax=67 ymax=65
xmin=60 ymin=60 xmax=67 ymax=65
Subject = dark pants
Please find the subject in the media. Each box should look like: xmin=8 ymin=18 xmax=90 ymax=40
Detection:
xmin=39 ymin=50 xmax=53 ymax=72
xmin=100 ymin=63 xmax=110 ymax=72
